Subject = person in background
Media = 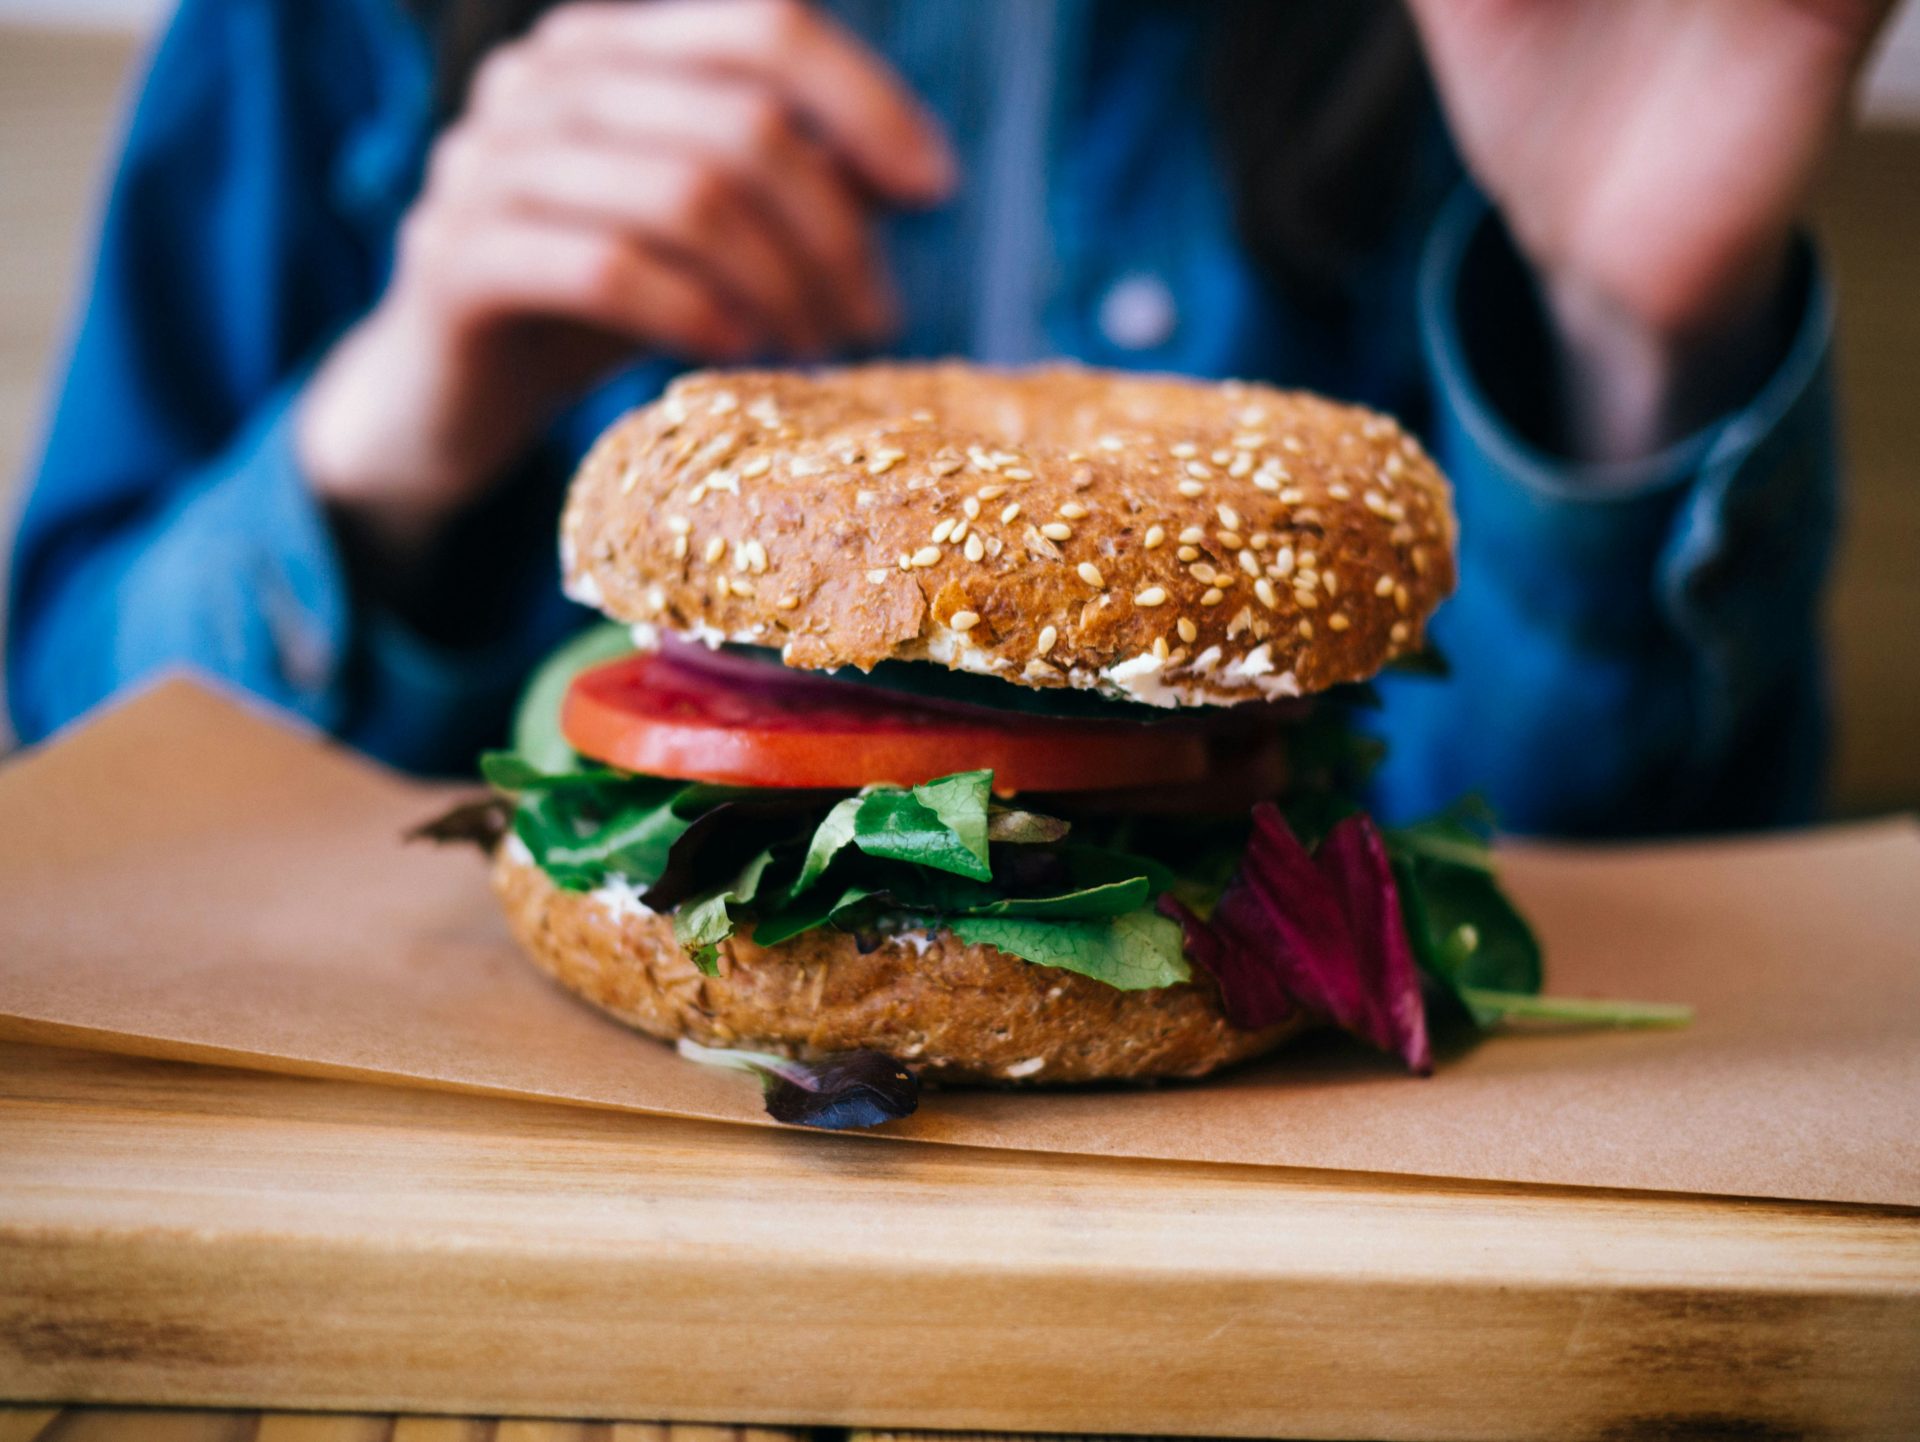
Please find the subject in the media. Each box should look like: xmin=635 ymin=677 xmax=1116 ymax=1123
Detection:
xmin=6 ymin=0 xmax=1895 ymax=834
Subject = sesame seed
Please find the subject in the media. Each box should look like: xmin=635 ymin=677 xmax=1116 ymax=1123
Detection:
xmin=729 ymin=577 xmax=755 ymax=598
xmin=950 ymin=518 xmax=969 ymax=544
xmin=709 ymin=391 xmax=739 ymax=414
xmin=1058 ymin=501 xmax=1088 ymax=520
xmin=1135 ymin=586 xmax=1168 ymax=608
xmin=704 ymin=537 xmax=727 ymax=564
xmin=1201 ymin=588 xmax=1225 ymax=607
xmin=1323 ymin=570 xmax=1338 ymax=597
xmin=1294 ymin=587 xmax=1318 ymax=609
xmin=898 ymin=553 xmax=913 ymax=571
xmin=667 ymin=515 xmax=692 ymax=534
xmin=1278 ymin=487 xmax=1307 ymax=506
xmin=1190 ymin=561 xmax=1219 ymax=584
xmin=1238 ymin=549 xmax=1261 ymax=577
xmin=1233 ymin=433 xmax=1266 ymax=450
xmin=1076 ymin=561 xmax=1105 ymax=587
xmin=1216 ymin=504 xmax=1241 ymax=530
xmin=1226 ymin=606 xmax=1253 ymax=639
xmin=950 ymin=610 xmax=981 ymax=632
xmin=968 ymin=447 xmax=997 ymax=471
xmin=1299 ymin=619 xmax=1314 ymax=639
xmin=931 ymin=518 xmax=955 ymax=544
xmin=1364 ymin=491 xmax=1392 ymax=516
xmin=1254 ymin=578 xmax=1278 ymax=610
xmin=962 ymin=496 xmax=982 ymax=520
xmin=930 ymin=455 xmax=965 ymax=477
xmin=1171 ymin=442 xmax=1199 ymax=459
xmin=912 ymin=546 xmax=942 ymax=568
xmin=867 ymin=568 xmax=890 ymax=585
xmin=1152 ymin=635 xmax=1170 ymax=660
xmin=672 ymin=535 xmax=689 ymax=560
xmin=1252 ymin=473 xmax=1281 ymax=493
xmin=964 ymin=532 xmax=985 ymax=563
xmin=1097 ymin=435 xmax=1125 ymax=452
xmin=775 ymin=593 xmax=799 ymax=611
xmin=1228 ymin=453 xmax=1254 ymax=479
xmin=1328 ymin=613 xmax=1350 ymax=632
xmin=1249 ymin=533 xmax=1270 ymax=551
xmin=1001 ymin=503 xmax=1022 ymax=524
xmin=1178 ymin=480 xmax=1206 ymax=499
xmin=1272 ymin=546 xmax=1296 ymax=578
xmin=1035 ymin=625 xmax=1058 ymax=655
xmin=1211 ymin=449 xmax=1233 ymax=467
xmin=1395 ymin=584 xmax=1410 ymax=612
xmin=743 ymin=539 xmax=768 ymax=574
xmin=1003 ymin=468 xmax=1035 ymax=481
xmin=1300 ymin=551 xmax=1319 ymax=570
xmin=1390 ymin=621 xmax=1410 ymax=643
xmin=1177 ymin=617 xmax=1198 ymax=644
xmin=1329 ymin=483 xmax=1352 ymax=501
xmin=976 ymin=483 xmax=1008 ymax=501
xmin=740 ymin=455 xmax=772 ymax=480
xmin=1025 ymin=658 xmax=1061 ymax=681
xmin=868 ymin=449 xmax=905 ymax=475
xmin=1217 ymin=531 xmax=1244 ymax=550
xmin=1041 ymin=521 xmax=1073 ymax=541
xmin=1177 ymin=546 xmax=1201 ymax=563
xmin=1184 ymin=460 xmax=1214 ymax=481
xmin=1282 ymin=436 xmax=1305 ymax=454
xmin=1144 ymin=525 xmax=1167 ymax=550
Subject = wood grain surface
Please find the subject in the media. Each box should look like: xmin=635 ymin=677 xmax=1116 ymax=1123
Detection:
xmin=3 ymin=1043 xmax=1917 ymax=1441
xmin=0 ymin=1411 xmax=807 ymax=1441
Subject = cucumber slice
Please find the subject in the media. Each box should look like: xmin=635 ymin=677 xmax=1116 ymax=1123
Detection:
xmin=510 ymin=622 xmax=637 ymax=772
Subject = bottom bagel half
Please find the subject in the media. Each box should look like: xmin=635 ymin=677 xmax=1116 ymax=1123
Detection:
xmin=493 ymin=844 xmax=1301 ymax=1085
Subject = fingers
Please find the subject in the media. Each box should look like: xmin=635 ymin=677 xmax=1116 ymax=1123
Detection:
xmin=436 ymin=132 xmax=830 ymax=353
xmin=400 ymin=205 xmax=756 ymax=362
xmin=531 ymin=0 xmax=956 ymax=204
xmin=463 ymin=66 xmax=896 ymax=340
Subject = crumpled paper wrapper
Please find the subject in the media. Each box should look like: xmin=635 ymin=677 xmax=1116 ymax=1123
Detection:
xmin=2 ymin=676 xmax=1915 ymax=1206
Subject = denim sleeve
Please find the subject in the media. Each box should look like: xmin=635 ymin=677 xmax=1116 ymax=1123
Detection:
xmin=4 ymin=0 xmax=562 ymax=772
xmin=1370 ymin=189 xmax=1838 ymax=837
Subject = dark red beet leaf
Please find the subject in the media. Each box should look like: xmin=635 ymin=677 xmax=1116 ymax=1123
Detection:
xmin=1161 ymin=805 xmax=1432 ymax=1074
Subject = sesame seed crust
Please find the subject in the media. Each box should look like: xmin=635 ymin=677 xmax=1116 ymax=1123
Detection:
xmin=561 ymin=363 xmax=1457 ymax=705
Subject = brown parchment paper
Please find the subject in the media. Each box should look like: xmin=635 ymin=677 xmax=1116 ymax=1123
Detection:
xmin=2 ymin=676 xmax=1916 ymax=1206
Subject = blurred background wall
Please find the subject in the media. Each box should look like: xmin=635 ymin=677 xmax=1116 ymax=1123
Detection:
xmin=2 ymin=2 xmax=1916 ymax=813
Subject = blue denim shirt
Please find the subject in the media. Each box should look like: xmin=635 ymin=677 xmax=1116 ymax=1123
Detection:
xmin=7 ymin=0 xmax=1838 ymax=834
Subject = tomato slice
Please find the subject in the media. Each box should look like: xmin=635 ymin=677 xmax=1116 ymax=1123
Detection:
xmin=562 ymin=645 xmax=1249 ymax=794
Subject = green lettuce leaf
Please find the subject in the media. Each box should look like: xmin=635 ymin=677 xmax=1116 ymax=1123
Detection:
xmin=951 ymin=910 xmax=1191 ymax=991
xmin=674 ymin=850 xmax=777 ymax=973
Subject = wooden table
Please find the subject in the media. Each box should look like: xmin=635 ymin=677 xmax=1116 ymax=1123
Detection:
xmin=3 ymin=1042 xmax=1917 ymax=1441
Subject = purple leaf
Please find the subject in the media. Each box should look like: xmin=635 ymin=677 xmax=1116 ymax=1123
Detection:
xmin=677 ymin=1040 xmax=920 ymax=1130
xmin=1162 ymin=805 xmax=1431 ymax=1074
xmin=407 ymin=795 xmax=511 ymax=853
xmin=760 ymin=1049 xmax=922 ymax=1130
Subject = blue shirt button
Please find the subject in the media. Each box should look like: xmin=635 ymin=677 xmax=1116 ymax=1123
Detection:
xmin=1098 ymin=272 xmax=1178 ymax=351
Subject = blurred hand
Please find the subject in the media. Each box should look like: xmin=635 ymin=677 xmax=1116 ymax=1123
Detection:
xmin=299 ymin=0 xmax=953 ymax=562
xmin=1406 ymin=0 xmax=1894 ymax=458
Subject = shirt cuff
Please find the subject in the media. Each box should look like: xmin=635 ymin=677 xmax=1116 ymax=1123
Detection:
xmin=1416 ymin=185 xmax=1833 ymax=645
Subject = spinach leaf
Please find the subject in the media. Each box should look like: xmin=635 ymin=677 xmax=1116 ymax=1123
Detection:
xmin=1394 ymin=854 xmax=1544 ymax=1014
xmin=961 ymin=876 xmax=1152 ymax=919
xmin=951 ymin=910 xmax=1191 ymax=991
xmin=906 ymin=770 xmax=993 ymax=874
xmin=851 ymin=776 xmax=993 ymax=881
xmin=480 ymin=752 xmax=629 ymax=792
xmin=751 ymin=884 xmax=879 ymax=947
